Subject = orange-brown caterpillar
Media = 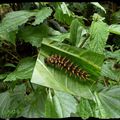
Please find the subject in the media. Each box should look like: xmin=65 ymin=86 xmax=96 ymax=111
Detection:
xmin=44 ymin=54 xmax=89 ymax=80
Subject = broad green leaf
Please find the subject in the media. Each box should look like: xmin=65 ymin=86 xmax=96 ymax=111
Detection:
xmin=0 ymin=10 xmax=34 ymax=44
xmin=91 ymin=2 xmax=106 ymax=13
xmin=88 ymin=17 xmax=109 ymax=54
xmin=77 ymin=86 xmax=120 ymax=119
xmin=109 ymin=24 xmax=120 ymax=35
xmin=0 ymin=10 xmax=34 ymax=32
xmin=0 ymin=84 xmax=26 ymax=118
xmin=0 ymin=9 xmax=52 ymax=44
xmin=45 ymin=90 xmax=58 ymax=118
xmin=45 ymin=90 xmax=77 ymax=118
xmin=21 ymin=86 xmax=47 ymax=118
xmin=18 ymin=24 xmax=49 ymax=47
xmin=53 ymin=90 xmax=77 ymax=118
xmin=32 ymin=7 xmax=52 ymax=25
xmin=4 ymin=57 xmax=36 ymax=81
xmin=94 ymin=86 xmax=120 ymax=118
xmin=31 ymin=39 xmax=104 ymax=99
xmin=70 ymin=19 xmax=84 ymax=46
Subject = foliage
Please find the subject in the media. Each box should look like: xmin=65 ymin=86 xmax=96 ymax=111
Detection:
xmin=0 ymin=2 xmax=120 ymax=119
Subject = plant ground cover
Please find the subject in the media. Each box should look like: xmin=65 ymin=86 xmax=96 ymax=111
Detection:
xmin=0 ymin=2 xmax=120 ymax=119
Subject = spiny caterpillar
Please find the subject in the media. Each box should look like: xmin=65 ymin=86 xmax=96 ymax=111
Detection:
xmin=44 ymin=54 xmax=89 ymax=80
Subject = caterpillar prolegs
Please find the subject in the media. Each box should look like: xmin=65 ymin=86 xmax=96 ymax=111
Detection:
xmin=44 ymin=54 xmax=89 ymax=80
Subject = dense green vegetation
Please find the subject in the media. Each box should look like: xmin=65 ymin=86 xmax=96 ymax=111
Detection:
xmin=0 ymin=2 xmax=120 ymax=119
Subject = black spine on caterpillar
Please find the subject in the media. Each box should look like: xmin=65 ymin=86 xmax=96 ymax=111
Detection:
xmin=44 ymin=54 xmax=89 ymax=80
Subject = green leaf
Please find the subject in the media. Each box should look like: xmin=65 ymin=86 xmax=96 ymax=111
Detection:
xmin=48 ymin=32 xmax=70 ymax=42
xmin=94 ymin=86 xmax=120 ymax=118
xmin=45 ymin=90 xmax=58 ymax=118
xmin=111 ymin=10 xmax=120 ymax=24
xmin=18 ymin=24 xmax=49 ymax=47
xmin=4 ymin=57 xmax=36 ymax=81
xmin=101 ymin=61 xmax=120 ymax=81
xmin=21 ymin=86 xmax=47 ymax=118
xmin=31 ymin=39 xmax=104 ymax=99
xmin=70 ymin=19 xmax=84 ymax=46
xmin=0 ymin=30 xmax=16 ymax=45
xmin=0 ymin=84 xmax=26 ymax=118
xmin=91 ymin=2 xmax=106 ymax=13
xmin=105 ymin=50 xmax=120 ymax=60
xmin=60 ymin=2 xmax=71 ymax=16
xmin=88 ymin=18 xmax=109 ymax=54
xmin=0 ymin=10 xmax=35 ymax=32
xmin=109 ymin=24 xmax=120 ymax=35
xmin=32 ymin=7 xmax=52 ymax=25
xmin=54 ymin=7 xmax=74 ymax=25
xmin=53 ymin=90 xmax=77 ymax=117
xmin=0 ymin=74 xmax=7 ymax=80
xmin=0 ymin=10 xmax=34 ymax=44
xmin=76 ymin=98 xmax=96 ymax=119
xmin=45 ymin=90 xmax=77 ymax=118
xmin=0 ymin=9 xmax=52 ymax=44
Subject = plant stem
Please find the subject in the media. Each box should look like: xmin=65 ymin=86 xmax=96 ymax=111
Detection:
xmin=79 ymin=34 xmax=90 ymax=48
xmin=29 ymin=80 xmax=35 ymax=92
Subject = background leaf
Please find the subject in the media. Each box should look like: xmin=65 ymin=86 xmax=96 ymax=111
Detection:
xmin=91 ymin=2 xmax=106 ymax=13
xmin=70 ymin=19 xmax=84 ymax=46
xmin=0 ymin=84 xmax=26 ymax=118
xmin=18 ymin=24 xmax=49 ymax=47
xmin=45 ymin=90 xmax=77 ymax=118
xmin=21 ymin=86 xmax=47 ymax=118
xmin=101 ymin=61 xmax=120 ymax=81
xmin=88 ymin=16 xmax=109 ymax=54
xmin=94 ymin=86 xmax=120 ymax=118
xmin=54 ymin=7 xmax=74 ymax=25
xmin=109 ymin=24 xmax=120 ymax=35
xmin=45 ymin=90 xmax=59 ymax=118
xmin=76 ymin=98 xmax=96 ymax=119
xmin=32 ymin=7 xmax=52 ymax=25
xmin=4 ymin=57 xmax=36 ymax=81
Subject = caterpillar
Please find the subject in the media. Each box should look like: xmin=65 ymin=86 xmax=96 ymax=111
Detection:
xmin=44 ymin=54 xmax=89 ymax=80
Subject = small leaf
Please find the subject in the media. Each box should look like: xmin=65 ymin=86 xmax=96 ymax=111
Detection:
xmin=101 ymin=61 xmax=120 ymax=81
xmin=70 ymin=19 xmax=84 ymax=46
xmin=54 ymin=7 xmax=74 ymax=25
xmin=91 ymin=2 xmax=106 ymax=13
xmin=32 ymin=7 xmax=52 ymax=25
xmin=48 ymin=33 xmax=70 ymax=42
xmin=60 ymin=2 xmax=71 ymax=16
xmin=109 ymin=24 xmax=120 ymax=35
